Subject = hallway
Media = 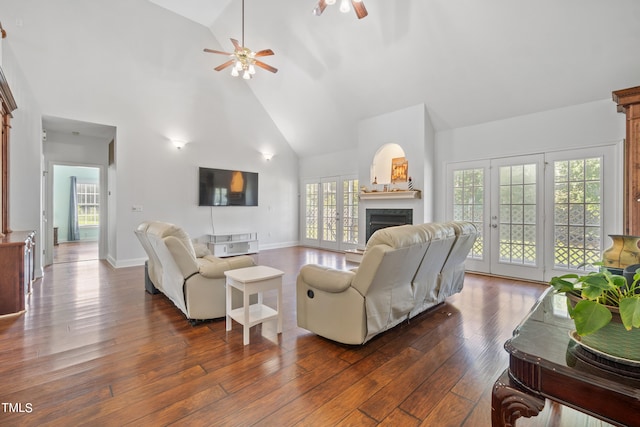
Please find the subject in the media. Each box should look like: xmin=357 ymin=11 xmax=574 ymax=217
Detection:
xmin=52 ymin=241 xmax=98 ymax=264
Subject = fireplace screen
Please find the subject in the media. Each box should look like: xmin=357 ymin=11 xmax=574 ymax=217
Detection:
xmin=366 ymin=209 xmax=413 ymax=241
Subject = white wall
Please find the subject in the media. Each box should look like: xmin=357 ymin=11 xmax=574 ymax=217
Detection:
xmin=299 ymin=148 xmax=358 ymax=180
xmin=2 ymin=44 xmax=43 ymax=275
xmin=1 ymin=0 xmax=299 ymax=267
xmin=357 ymin=104 xmax=435 ymax=236
xmin=434 ymin=99 xmax=626 ymax=220
xmin=44 ymin=131 xmax=110 ymax=166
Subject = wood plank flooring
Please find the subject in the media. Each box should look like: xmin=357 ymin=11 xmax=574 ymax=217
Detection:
xmin=52 ymin=241 xmax=98 ymax=264
xmin=0 ymin=247 xmax=615 ymax=426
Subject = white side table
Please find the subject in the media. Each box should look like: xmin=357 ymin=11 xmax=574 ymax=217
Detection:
xmin=224 ymin=265 xmax=284 ymax=345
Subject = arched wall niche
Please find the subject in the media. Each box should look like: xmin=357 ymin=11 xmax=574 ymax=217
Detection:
xmin=370 ymin=143 xmax=406 ymax=185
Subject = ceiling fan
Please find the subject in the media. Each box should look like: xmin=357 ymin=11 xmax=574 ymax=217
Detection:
xmin=313 ymin=0 xmax=368 ymax=19
xmin=203 ymin=0 xmax=277 ymax=79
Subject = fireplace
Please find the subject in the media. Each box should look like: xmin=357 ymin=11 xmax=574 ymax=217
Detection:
xmin=366 ymin=209 xmax=413 ymax=241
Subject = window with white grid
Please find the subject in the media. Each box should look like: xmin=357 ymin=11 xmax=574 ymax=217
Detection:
xmin=342 ymin=179 xmax=359 ymax=245
xmin=77 ymin=182 xmax=99 ymax=226
xmin=452 ymin=168 xmax=484 ymax=259
xmin=553 ymin=158 xmax=602 ymax=270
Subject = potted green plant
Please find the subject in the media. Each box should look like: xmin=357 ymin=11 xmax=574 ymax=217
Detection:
xmin=550 ymin=266 xmax=640 ymax=361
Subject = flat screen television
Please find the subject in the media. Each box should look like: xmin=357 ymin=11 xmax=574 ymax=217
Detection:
xmin=198 ymin=167 xmax=259 ymax=206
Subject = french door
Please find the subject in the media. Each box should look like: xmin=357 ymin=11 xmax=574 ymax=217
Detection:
xmin=301 ymin=176 xmax=359 ymax=251
xmin=446 ymin=145 xmax=620 ymax=282
xmin=490 ymin=155 xmax=545 ymax=280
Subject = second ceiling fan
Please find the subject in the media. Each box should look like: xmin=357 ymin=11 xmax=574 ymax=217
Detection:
xmin=313 ymin=0 xmax=368 ymax=19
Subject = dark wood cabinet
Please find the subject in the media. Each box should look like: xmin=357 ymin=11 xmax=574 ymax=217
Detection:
xmin=0 ymin=231 xmax=35 ymax=315
xmin=613 ymin=86 xmax=640 ymax=235
xmin=1 ymin=65 xmax=17 ymax=237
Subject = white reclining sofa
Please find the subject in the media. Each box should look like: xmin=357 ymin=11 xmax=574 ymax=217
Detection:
xmin=296 ymin=221 xmax=477 ymax=344
xmin=135 ymin=221 xmax=255 ymax=323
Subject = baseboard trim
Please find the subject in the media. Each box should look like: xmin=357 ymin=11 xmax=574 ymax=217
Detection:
xmin=259 ymin=241 xmax=299 ymax=251
xmin=108 ymin=256 xmax=146 ymax=269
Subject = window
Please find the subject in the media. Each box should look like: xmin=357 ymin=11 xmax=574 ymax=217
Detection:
xmin=304 ymin=183 xmax=319 ymax=240
xmin=498 ymin=163 xmax=538 ymax=266
xmin=322 ymin=181 xmax=337 ymax=242
xmin=553 ymin=158 xmax=602 ymax=270
xmin=77 ymin=183 xmax=99 ymax=226
xmin=452 ymin=168 xmax=484 ymax=260
xmin=342 ymin=179 xmax=359 ymax=245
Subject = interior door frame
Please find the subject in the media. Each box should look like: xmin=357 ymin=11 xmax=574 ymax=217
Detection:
xmin=44 ymin=160 xmax=107 ymax=266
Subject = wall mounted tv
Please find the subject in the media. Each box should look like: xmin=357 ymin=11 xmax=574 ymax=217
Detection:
xmin=198 ymin=167 xmax=259 ymax=206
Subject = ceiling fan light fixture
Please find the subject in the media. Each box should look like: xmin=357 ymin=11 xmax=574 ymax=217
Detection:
xmin=339 ymin=0 xmax=351 ymax=13
xmin=203 ymin=0 xmax=277 ymax=78
xmin=326 ymin=0 xmax=336 ymax=5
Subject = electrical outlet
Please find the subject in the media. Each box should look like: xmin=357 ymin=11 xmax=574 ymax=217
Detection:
xmin=132 ymin=205 xmax=143 ymax=212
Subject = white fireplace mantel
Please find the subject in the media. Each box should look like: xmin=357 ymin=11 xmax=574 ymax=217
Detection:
xmin=359 ymin=190 xmax=421 ymax=200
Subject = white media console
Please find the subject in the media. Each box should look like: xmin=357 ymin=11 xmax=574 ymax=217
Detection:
xmin=205 ymin=232 xmax=258 ymax=257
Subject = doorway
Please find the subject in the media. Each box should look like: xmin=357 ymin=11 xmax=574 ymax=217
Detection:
xmin=300 ymin=175 xmax=359 ymax=251
xmin=52 ymin=165 xmax=100 ymax=264
xmin=446 ymin=144 xmax=622 ymax=282
xmin=42 ymin=116 xmax=114 ymax=267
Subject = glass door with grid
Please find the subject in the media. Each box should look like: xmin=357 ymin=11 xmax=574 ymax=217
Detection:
xmin=301 ymin=176 xmax=359 ymax=251
xmin=446 ymin=145 xmax=620 ymax=282
xmin=544 ymin=146 xmax=620 ymax=281
xmin=489 ymin=155 xmax=544 ymax=280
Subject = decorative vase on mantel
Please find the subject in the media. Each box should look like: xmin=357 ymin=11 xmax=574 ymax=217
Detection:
xmin=602 ymin=234 xmax=640 ymax=273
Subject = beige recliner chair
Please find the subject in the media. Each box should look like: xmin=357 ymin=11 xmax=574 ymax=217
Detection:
xmin=296 ymin=221 xmax=477 ymax=344
xmin=135 ymin=221 xmax=255 ymax=323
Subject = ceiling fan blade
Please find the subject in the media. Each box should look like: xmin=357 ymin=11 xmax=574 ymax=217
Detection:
xmin=231 ymin=38 xmax=242 ymax=50
xmin=254 ymin=61 xmax=278 ymax=74
xmin=204 ymin=48 xmax=233 ymax=56
xmin=255 ymin=49 xmax=275 ymax=57
xmin=351 ymin=0 xmax=368 ymax=19
xmin=214 ymin=60 xmax=235 ymax=72
xmin=313 ymin=0 xmax=327 ymax=16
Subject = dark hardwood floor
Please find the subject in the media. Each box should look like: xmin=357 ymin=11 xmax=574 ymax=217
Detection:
xmin=0 ymin=247 xmax=614 ymax=426
xmin=53 ymin=241 xmax=99 ymax=264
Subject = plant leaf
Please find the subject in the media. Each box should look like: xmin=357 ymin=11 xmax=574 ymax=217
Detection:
xmin=611 ymin=274 xmax=628 ymax=289
xmin=619 ymin=297 xmax=640 ymax=331
xmin=550 ymin=275 xmax=578 ymax=293
xmin=580 ymin=273 xmax=617 ymax=300
xmin=571 ymin=299 xmax=612 ymax=335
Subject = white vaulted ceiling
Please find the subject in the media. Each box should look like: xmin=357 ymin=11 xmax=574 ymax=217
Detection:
xmin=10 ymin=0 xmax=640 ymax=158
xmin=147 ymin=0 xmax=640 ymax=157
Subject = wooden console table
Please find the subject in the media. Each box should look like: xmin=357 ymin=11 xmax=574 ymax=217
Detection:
xmin=0 ymin=230 xmax=35 ymax=315
xmin=492 ymin=288 xmax=639 ymax=426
